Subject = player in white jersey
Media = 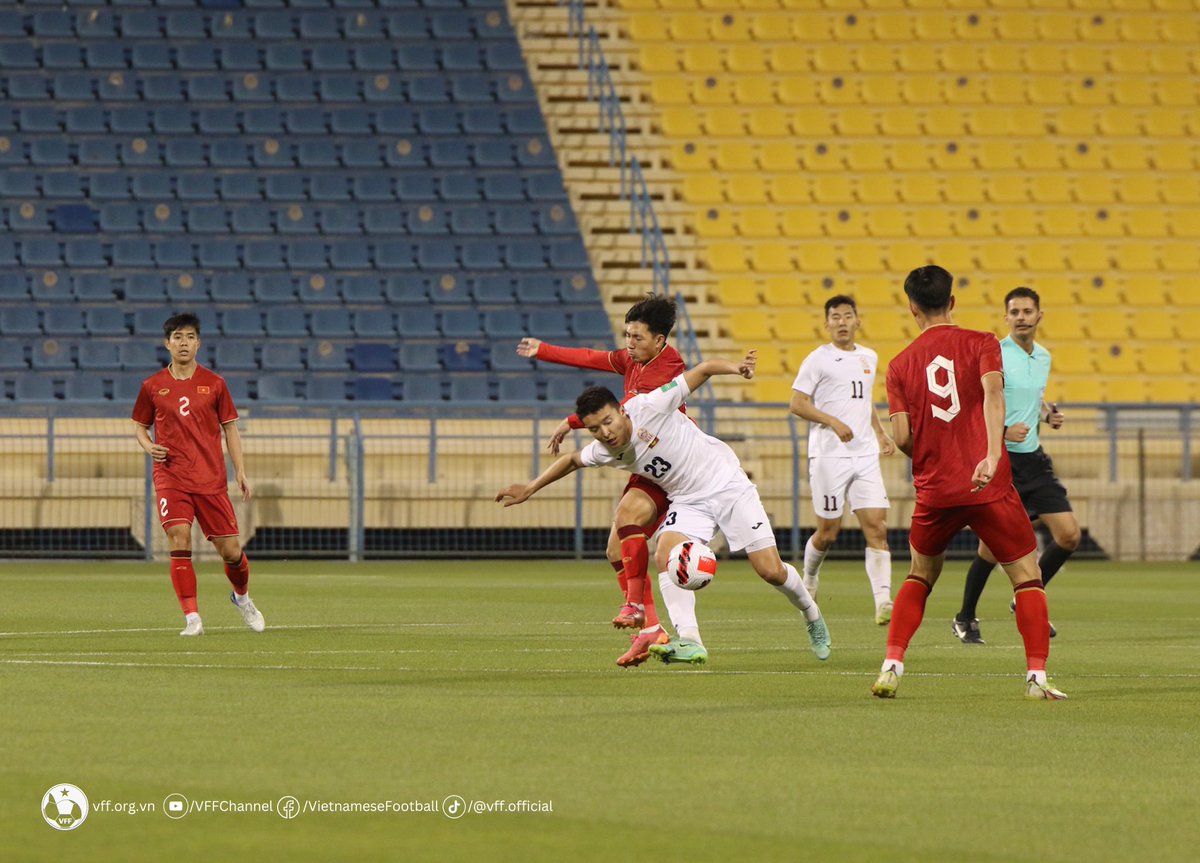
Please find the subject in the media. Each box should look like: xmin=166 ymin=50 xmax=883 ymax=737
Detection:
xmin=789 ymin=295 xmax=897 ymax=625
xmin=496 ymin=353 xmax=832 ymax=666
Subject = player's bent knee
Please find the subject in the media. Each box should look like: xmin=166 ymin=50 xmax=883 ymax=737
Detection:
xmin=614 ymin=492 xmax=658 ymax=529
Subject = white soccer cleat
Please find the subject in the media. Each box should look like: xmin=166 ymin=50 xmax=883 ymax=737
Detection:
xmin=231 ymin=592 xmax=265 ymax=632
xmin=1024 ymin=674 xmax=1068 ymax=700
xmin=179 ymin=615 xmax=204 ymax=637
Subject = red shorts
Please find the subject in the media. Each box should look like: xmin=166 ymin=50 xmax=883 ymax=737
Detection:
xmin=156 ymin=487 xmax=239 ymax=540
xmin=622 ymin=475 xmax=671 ymax=534
xmin=909 ymin=486 xmax=1037 ymax=564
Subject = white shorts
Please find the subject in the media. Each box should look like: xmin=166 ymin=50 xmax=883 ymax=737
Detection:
xmin=809 ymin=455 xmax=890 ymax=519
xmin=655 ymin=476 xmax=777 ymax=554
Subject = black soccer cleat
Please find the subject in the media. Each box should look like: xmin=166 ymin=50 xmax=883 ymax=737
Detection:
xmin=952 ymin=616 xmax=986 ymax=645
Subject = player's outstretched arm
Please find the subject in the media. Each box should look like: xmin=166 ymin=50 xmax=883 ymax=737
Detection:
xmin=790 ymin=390 xmax=854 ymax=443
xmin=222 ymin=420 xmax=252 ymax=501
xmin=517 ymin=337 xmax=617 ymax=373
xmin=134 ymin=422 xmax=168 ymax=462
xmin=495 ymin=451 xmax=585 ymax=507
xmin=681 ymin=351 xmax=756 ymax=393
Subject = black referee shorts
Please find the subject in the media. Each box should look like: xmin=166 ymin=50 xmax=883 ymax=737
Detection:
xmin=1009 ymin=447 xmax=1072 ymax=520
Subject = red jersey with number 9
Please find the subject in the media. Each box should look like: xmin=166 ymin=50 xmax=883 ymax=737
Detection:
xmin=132 ymin=365 xmax=239 ymax=495
xmin=886 ymin=325 xmax=1010 ymax=508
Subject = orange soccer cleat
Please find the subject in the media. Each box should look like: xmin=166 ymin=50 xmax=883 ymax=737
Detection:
xmin=612 ymin=602 xmax=646 ymax=629
xmin=616 ymin=627 xmax=670 ymax=668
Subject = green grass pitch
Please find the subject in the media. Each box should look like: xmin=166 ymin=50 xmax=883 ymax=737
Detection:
xmin=2 ymin=558 xmax=1198 ymax=862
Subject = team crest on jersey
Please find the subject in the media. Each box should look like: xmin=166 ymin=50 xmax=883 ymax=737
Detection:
xmin=197 ymin=386 xmax=210 ymax=394
xmin=637 ymin=428 xmax=659 ymax=448
xmin=158 ymin=388 xmax=170 ymax=395
xmin=859 ymin=357 xmax=873 ymax=374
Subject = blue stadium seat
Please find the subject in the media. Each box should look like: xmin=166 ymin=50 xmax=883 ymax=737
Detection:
xmin=490 ymin=343 xmax=535 ymax=372
xmin=46 ymin=174 xmax=85 ymax=199
xmin=546 ymin=376 xmax=591 ymax=404
xmin=497 ymin=377 xmax=538 ymax=402
xmin=401 ymin=376 xmax=443 ymax=402
xmin=312 ymin=309 xmax=354 ymax=338
xmin=442 ymin=342 xmax=488 ymax=372
xmin=351 ymin=343 xmax=397 ymax=372
xmin=222 ymin=310 xmax=266 ymax=338
xmin=495 ymin=207 xmax=537 ymax=236
xmin=353 ymin=377 xmax=395 ymax=401
xmin=113 ymin=375 xmax=143 ymax=402
xmin=187 ymin=207 xmax=229 ymax=234
xmin=263 ymin=342 xmax=305 ymax=372
xmin=43 ymin=308 xmax=85 ymax=337
xmin=506 ymin=240 xmax=547 ymax=269
xmin=353 ymin=310 xmax=397 ymax=338
xmin=20 ymin=238 xmax=63 ymax=267
xmin=364 ymin=209 xmax=406 ymax=234
xmin=132 ymin=308 xmax=173 ymax=337
xmin=100 ymin=204 xmax=140 ymax=233
xmin=462 ymin=239 xmax=503 ymax=269
xmin=125 ymin=274 xmax=168 ymax=303
xmin=265 ymin=308 xmax=309 ymax=338
xmin=571 ymin=309 xmax=612 ymax=339
xmin=449 ymin=376 xmax=492 ymax=402
xmin=87 ymin=308 xmax=129 ymax=337
xmin=215 ymin=342 xmax=258 ymax=372
xmin=484 ymin=309 xmax=526 ymax=340
xmin=56 ymin=205 xmax=99 ymax=234
xmin=307 ymin=376 xmax=347 ymax=401
xmin=342 ymin=276 xmax=383 ymax=304
xmin=210 ymin=273 xmax=253 ymax=303
xmin=0 ymin=341 xmax=27 ymax=370
xmin=298 ymin=276 xmax=341 ymax=304
xmin=224 ymin=375 xmax=252 ymax=405
xmin=476 ymin=276 xmax=514 ymax=304
xmin=441 ymin=310 xmax=483 ymax=339
xmin=15 ymin=374 xmax=56 ymax=402
xmin=399 ymin=343 xmax=442 ymax=373
xmin=254 ymin=275 xmax=296 ymax=304
xmin=449 ymin=207 xmax=490 ymax=235
xmin=308 ymin=340 xmax=349 ymax=370
xmin=31 ymin=339 xmax=75 ymax=370
xmin=515 ymin=275 xmax=560 ymax=305
xmin=64 ymin=375 xmax=108 ymax=404
xmin=180 ymin=175 xmax=218 ymax=202
xmin=527 ymin=173 xmax=567 ymax=201
xmin=0 ymin=273 xmax=27 ymax=301
xmin=527 ymin=310 xmax=571 ymax=339
xmin=429 ymin=276 xmax=472 ymax=304
xmin=45 ymin=45 xmax=84 ymax=70
xmin=384 ymin=277 xmax=427 ymax=304
xmin=376 ymin=240 xmax=417 ymax=268
xmin=551 ymin=239 xmax=590 ymax=269
xmin=257 ymin=376 xmax=301 ymax=402
xmin=1 ymin=307 xmax=41 ymax=336
xmin=119 ymin=342 xmax=161 ymax=371
xmin=79 ymin=341 xmax=122 ymax=371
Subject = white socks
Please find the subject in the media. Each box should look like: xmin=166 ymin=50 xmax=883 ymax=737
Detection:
xmin=802 ymin=536 xmax=826 ymax=594
xmin=865 ymin=547 xmax=892 ymax=608
xmin=881 ymin=659 xmax=904 ymax=676
xmin=1027 ymin=669 xmax=1047 ymax=686
xmin=656 ymin=571 xmax=703 ymax=645
xmin=184 ymin=612 xmax=201 ymax=623
xmin=774 ymin=563 xmax=821 ymax=623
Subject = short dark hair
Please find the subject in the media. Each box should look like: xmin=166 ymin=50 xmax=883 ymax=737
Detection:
xmin=625 ymin=293 xmax=676 ymax=339
xmin=903 ymin=265 xmax=954 ymax=312
xmin=824 ymin=294 xmax=857 ymax=316
xmin=575 ymin=386 xmax=620 ymax=420
xmin=163 ymin=313 xmax=201 ymax=338
xmin=1004 ymin=286 xmax=1041 ymax=310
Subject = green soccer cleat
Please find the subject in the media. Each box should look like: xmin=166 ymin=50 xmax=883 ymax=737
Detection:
xmin=806 ymin=614 xmax=832 ymax=661
xmin=875 ymin=601 xmax=893 ymax=626
xmin=871 ymin=665 xmax=900 ymax=699
xmin=1024 ymin=675 xmax=1068 ymax=700
xmin=648 ymin=639 xmax=708 ymax=666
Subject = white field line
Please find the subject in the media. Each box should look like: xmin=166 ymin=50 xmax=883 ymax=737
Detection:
xmin=2 ymin=657 xmax=1198 ymax=680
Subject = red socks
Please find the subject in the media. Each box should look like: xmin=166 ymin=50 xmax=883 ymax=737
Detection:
xmin=616 ymin=526 xmax=660 ymax=628
xmin=1014 ymin=580 xmax=1050 ymax=672
xmin=169 ymin=550 xmax=198 ymax=615
xmin=224 ymin=552 xmax=250 ymax=595
xmin=885 ymin=576 xmax=932 ymax=663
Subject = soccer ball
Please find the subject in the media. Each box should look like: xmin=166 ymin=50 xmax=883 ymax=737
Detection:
xmin=667 ymin=540 xmax=717 ymax=591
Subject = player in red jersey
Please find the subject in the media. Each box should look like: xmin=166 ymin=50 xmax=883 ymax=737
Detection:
xmin=517 ymin=294 xmax=684 ymax=666
xmin=131 ymin=313 xmax=265 ymax=637
xmin=871 ymin=266 xmax=1066 ymax=700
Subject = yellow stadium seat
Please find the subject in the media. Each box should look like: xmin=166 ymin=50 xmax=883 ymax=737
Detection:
xmin=662 ymin=108 xmax=702 ymax=137
xmin=1161 ymin=243 xmax=1200 ymax=272
xmin=866 ymin=209 xmax=910 ymax=238
xmin=955 ymin=309 xmax=1003 ymax=336
xmin=1081 ymin=207 xmax=1122 ymax=238
xmin=669 ymin=14 xmax=711 ymax=41
xmin=838 ymin=241 xmax=885 ymax=273
xmin=1105 ymin=142 xmax=1150 ymax=171
xmin=1167 ymin=282 xmax=1200 ymax=307
xmin=930 ymin=241 xmax=973 ymax=273
xmin=1127 ymin=209 xmax=1169 ymax=238
xmin=730 ymin=310 xmax=773 ymax=341
xmin=671 ymin=141 xmax=711 ymax=171
xmin=846 ymin=141 xmax=888 ymax=171
xmin=797 ymin=244 xmax=838 ymax=273
xmin=726 ymin=44 xmax=769 ymax=74
xmin=923 ymin=108 xmax=964 ymax=136
xmin=1052 ymin=346 xmax=1099 ymax=376
xmin=712 ymin=12 xmax=751 ymax=41
xmin=708 ymin=243 xmax=747 ymax=272
xmin=762 ymin=276 xmax=809 ymax=308
xmin=997 ymin=209 xmax=1038 ymax=237
xmin=852 ymin=277 xmax=902 ymax=307
xmin=899 ymin=175 xmax=940 ymax=204
xmin=1097 ymin=376 xmax=1146 ymax=403
xmin=792 ymin=107 xmax=834 ymax=136
xmin=1149 ymin=46 xmax=1191 ymax=75
xmin=779 ymin=78 xmax=819 ymax=105
xmin=639 ymin=46 xmax=679 ymax=74
xmin=1040 ymin=207 xmax=1082 ymax=236
xmin=860 ymin=77 xmax=902 ymax=106
xmin=803 ymin=141 xmax=843 ymax=173
xmin=1143 ymin=108 xmax=1185 ymax=137
xmin=728 ymin=175 xmax=769 ymax=204
xmin=629 ymin=14 xmax=669 ymax=41
xmin=834 ymin=107 xmax=877 ymax=136
xmin=902 ymin=76 xmax=941 ymax=104
xmin=760 ymin=142 xmax=801 ymax=172
xmin=1169 ymin=207 xmax=1200 ymax=238
xmin=812 ymin=44 xmax=854 ymax=73
xmin=754 ymin=376 xmax=795 ymax=404
xmin=1055 ymin=108 xmax=1096 ymax=136
xmin=651 ymin=78 xmax=691 ymax=105
xmin=1103 ymin=347 xmax=1143 ymax=376
xmin=747 ymin=109 xmax=791 ymax=137
xmin=681 ymin=44 xmax=723 ymax=73
xmin=977 ymin=141 xmax=1021 ymax=171
xmin=737 ymin=208 xmax=779 ymax=238
xmin=1027 ymin=77 xmax=1068 ymax=105
xmin=857 ymin=175 xmax=901 ymax=204
xmin=1152 ymin=142 xmax=1195 ymax=171
xmin=878 ymin=107 xmax=922 ymax=137
xmin=1075 ymin=175 xmax=1117 ymax=204
xmin=774 ymin=310 xmax=819 ymax=342
xmin=1133 ymin=313 xmax=1178 ymax=342
xmin=703 ymin=107 xmax=744 ymax=137
xmin=885 ymin=241 xmax=932 ymax=273
xmin=1065 ymin=241 xmax=1110 ymax=271
xmin=767 ymin=41 xmax=810 ymax=73
xmin=873 ymin=14 xmax=914 ymax=41
xmin=752 ymin=346 xmax=788 ymax=376
xmin=940 ymin=45 xmax=983 ymax=73
xmin=693 ymin=77 xmax=734 ymax=105
xmin=1108 ymin=46 xmax=1150 ymax=75
xmin=715 ymin=142 xmax=756 ymax=171
xmin=695 ymin=209 xmax=736 ymax=239
xmin=1140 ymin=344 xmax=1185 ymax=374
xmin=855 ymin=45 xmax=895 ymax=73
xmin=781 ymin=209 xmax=822 ymax=237
xmin=1113 ymin=79 xmax=1153 ymax=106
xmin=734 ymin=77 xmax=774 ymax=105
xmin=1144 ymin=378 xmax=1189 ymax=402
xmin=942 ymin=175 xmax=985 ymax=204
xmin=718 ymin=276 xmax=761 ymax=309
xmin=869 ymin=340 xmax=912 ymax=367
xmin=889 ymin=141 xmax=930 ymax=171
xmin=772 ymin=177 xmax=813 ymax=206
xmin=682 ymin=175 xmax=724 ymax=204
xmin=1018 ymin=141 xmax=1062 ymax=170
xmin=1116 ymin=242 xmax=1157 ymax=271
xmin=978 ymin=241 xmax=1024 ymax=272
xmin=1160 ymin=176 xmax=1200 ymax=204
xmin=752 ymin=243 xmax=793 ymax=272
xmin=1113 ymin=275 xmax=1168 ymax=305
xmin=1115 ymin=175 xmax=1159 ymax=204
xmin=984 ymin=77 xmax=1025 ymax=105
xmin=982 ymin=44 xmax=1022 ymax=72
xmin=1161 ymin=16 xmax=1199 ymax=42
xmin=1085 ymin=310 xmax=1129 ymax=341
xmin=964 ymin=107 xmax=1009 ymax=136
xmin=895 ymin=45 xmax=938 ymax=74
xmin=1184 ymin=342 xmax=1200 ymax=373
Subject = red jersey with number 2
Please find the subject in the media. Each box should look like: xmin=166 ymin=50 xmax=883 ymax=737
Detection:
xmin=886 ymin=325 xmax=1010 ymax=509
xmin=131 ymin=366 xmax=238 ymax=495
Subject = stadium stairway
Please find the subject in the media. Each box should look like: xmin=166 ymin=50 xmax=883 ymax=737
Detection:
xmin=0 ymin=0 xmax=616 ymax=405
xmin=533 ymin=0 xmax=1200 ymax=404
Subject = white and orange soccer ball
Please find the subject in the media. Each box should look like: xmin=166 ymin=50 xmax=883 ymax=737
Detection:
xmin=667 ymin=540 xmax=717 ymax=591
